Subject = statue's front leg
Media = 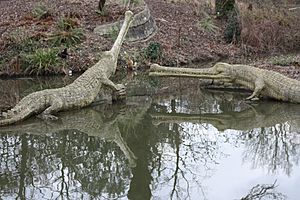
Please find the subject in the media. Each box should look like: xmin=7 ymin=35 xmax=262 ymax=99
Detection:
xmin=102 ymin=78 xmax=126 ymax=101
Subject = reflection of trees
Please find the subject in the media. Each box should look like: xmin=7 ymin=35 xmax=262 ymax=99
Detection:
xmin=240 ymin=180 xmax=286 ymax=200
xmin=242 ymin=124 xmax=300 ymax=176
xmin=135 ymin=98 xmax=228 ymax=200
xmin=150 ymin=99 xmax=300 ymax=177
xmin=0 ymin=103 xmax=148 ymax=199
xmin=1 ymin=82 xmax=299 ymax=199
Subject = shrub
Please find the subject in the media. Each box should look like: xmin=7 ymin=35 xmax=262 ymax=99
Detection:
xmin=224 ymin=9 xmax=241 ymax=43
xmin=240 ymin=5 xmax=300 ymax=53
xmin=22 ymin=48 xmax=61 ymax=75
xmin=144 ymin=42 xmax=162 ymax=61
xmin=49 ymin=16 xmax=84 ymax=47
xmin=51 ymin=28 xmax=84 ymax=47
xmin=57 ymin=17 xmax=80 ymax=31
xmin=215 ymin=0 xmax=236 ymax=17
xmin=199 ymin=12 xmax=219 ymax=33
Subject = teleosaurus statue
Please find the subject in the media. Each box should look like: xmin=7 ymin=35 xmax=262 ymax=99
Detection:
xmin=0 ymin=11 xmax=134 ymax=126
xmin=149 ymin=62 xmax=300 ymax=103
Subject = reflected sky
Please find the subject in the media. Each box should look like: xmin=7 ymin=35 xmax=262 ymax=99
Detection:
xmin=0 ymin=77 xmax=300 ymax=200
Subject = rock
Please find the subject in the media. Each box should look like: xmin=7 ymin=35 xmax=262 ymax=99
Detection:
xmin=94 ymin=5 xmax=157 ymax=42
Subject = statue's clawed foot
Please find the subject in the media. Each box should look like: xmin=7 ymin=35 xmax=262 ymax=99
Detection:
xmin=246 ymin=96 xmax=260 ymax=101
xmin=113 ymin=84 xmax=126 ymax=102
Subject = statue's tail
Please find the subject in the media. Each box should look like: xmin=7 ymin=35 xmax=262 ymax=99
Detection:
xmin=0 ymin=109 xmax=34 ymax=126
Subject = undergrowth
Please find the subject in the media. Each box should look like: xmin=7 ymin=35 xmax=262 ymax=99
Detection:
xmin=240 ymin=4 xmax=300 ymax=53
xmin=1 ymin=10 xmax=85 ymax=76
xmin=31 ymin=4 xmax=52 ymax=20
xmin=143 ymin=42 xmax=162 ymax=62
xmin=199 ymin=12 xmax=219 ymax=33
xmin=51 ymin=16 xmax=84 ymax=47
xmin=51 ymin=28 xmax=84 ymax=47
xmin=22 ymin=48 xmax=61 ymax=75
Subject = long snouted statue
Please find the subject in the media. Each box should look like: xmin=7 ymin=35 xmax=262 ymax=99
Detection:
xmin=0 ymin=11 xmax=134 ymax=126
xmin=149 ymin=62 xmax=300 ymax=103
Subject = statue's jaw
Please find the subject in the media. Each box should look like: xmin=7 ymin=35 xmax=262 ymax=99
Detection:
xmin=149 ymin=64 xmax=230 ymax=80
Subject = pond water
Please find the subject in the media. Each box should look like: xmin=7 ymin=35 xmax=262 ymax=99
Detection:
xmin=0 ymin=76 xmax=300 ymax=200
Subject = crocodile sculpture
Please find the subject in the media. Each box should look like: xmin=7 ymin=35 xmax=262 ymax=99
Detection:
xmin=149 ymin=62 xmax=300 ymax=103
xmin=0 ymin=11 xmax=134 ymax=126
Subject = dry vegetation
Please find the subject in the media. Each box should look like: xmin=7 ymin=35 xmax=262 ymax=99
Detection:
xmin=0 ymin=0 xmax=299 ymax=77
xmin=239 ymin=2 xmax=300 ymax=53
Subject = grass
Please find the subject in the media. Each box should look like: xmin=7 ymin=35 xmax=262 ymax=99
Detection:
xmin=1 ymin=2 xmax=89 ymax=76
xmin=199 ymin=13 xmax=219 ymax=33
xmin=31 ymin=4 xmax=51 ymax=19
xmin=57 ymin=16 xmax=80 ymax=31
xmin=51 ymin=28 xmax=85 ymax=47
xmin=22 ymin=48 xmax=61 ymax=75
xmin=50 ymin=16 xmax=84 ymax=47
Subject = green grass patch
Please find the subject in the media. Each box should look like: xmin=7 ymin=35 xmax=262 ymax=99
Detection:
xmin=22 ymin=48 xmax=61 ymax=75
xmin=199 ymin=13 xmax=219 ymax=33
xmin=143 ymin=42 xmax=162 ymax=62
xmin=57 ymin=17 xmax=80 ymax=31
xmin=51 ymin=28 xmax=85 ymax=47
xmin=50 ymin=16 xmax=84 ymax=47
xmin=31 ymin=4 xmax=51 ymax=19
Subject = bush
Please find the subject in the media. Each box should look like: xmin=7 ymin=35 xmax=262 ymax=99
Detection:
xmin=224 ymin=9 xmax=241 ymax=43
xmin=144 ymin=42 xmax=162 ymax=61
xmin=22 ymin=48 xmax=61 ymax=75
xmin=50 ymin=16 xmax=84 ymax=47
xmin=199 ymin=13 xmax=219 ymax=33
xmin=240 ymin=5 xmax=300 ymax=53
xmin=216 ymin=0 xmax=236 ymax=17
xmin=57 ymin=17 xmax=80 ymax=31
xmin=51 ymin=28 xmax=85 ymax=47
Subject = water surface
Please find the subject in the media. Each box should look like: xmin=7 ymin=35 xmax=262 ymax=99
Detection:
xmin=0 ymin=77 xmax=300 ymax=200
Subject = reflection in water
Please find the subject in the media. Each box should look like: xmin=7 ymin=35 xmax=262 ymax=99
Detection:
xmin=240 ymin=180 xmax=286 ymax=200
xmin=148 ymin=90 xmax=300 ymax=199
xmin=151 ymin=98 xmax=300 ymax=176
xmin=0 ymin=78 xmax=300 ymax=199
xmin=0 ymin=102 xmax=149 ymax=199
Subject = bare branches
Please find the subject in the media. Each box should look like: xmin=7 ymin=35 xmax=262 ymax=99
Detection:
xmin=240 ymin=180 xmax=286 ymax=200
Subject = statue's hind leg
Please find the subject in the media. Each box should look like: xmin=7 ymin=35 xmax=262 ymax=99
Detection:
xmin=38 ymin=100 xmax=63 ymax=120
